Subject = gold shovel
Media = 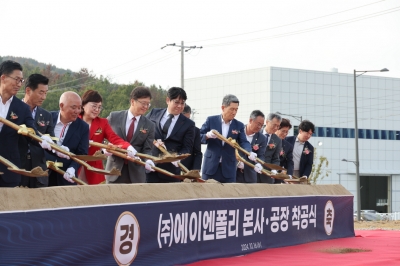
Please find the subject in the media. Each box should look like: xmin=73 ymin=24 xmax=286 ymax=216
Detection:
xmin=89 ymin=141 xmax=190 ymax=164
xmin=0 ymin=155 xmax=48 ymax=177
xmin=46 ymin=161 xmax=88 ymax=185
xmin=103 ymin=148 xmax=205 ymax=182
xmin=153 ymin=140 xmax=203 ymax=180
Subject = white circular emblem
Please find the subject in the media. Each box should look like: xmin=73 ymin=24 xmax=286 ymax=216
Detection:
xmin=324 ymin=200 xmax=335 ymax=235
xmin=113 ymin=211 xmax=140 ymax=266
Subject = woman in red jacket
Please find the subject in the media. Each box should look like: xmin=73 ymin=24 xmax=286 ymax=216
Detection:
xmin=78 ymin=90 xmax=137 ymax=184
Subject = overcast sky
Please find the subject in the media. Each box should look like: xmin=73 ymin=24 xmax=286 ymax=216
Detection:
xmin=2 ymin=0 xmax=399 ymax=89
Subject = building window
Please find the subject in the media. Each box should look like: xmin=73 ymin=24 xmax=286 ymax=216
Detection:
xmin=396 ymin=131 xmax=400 ymax=140
xmin=381 ymin=130 xmax=387 ymax=140
xmin=317 ymin=127 xmax=324 ymax=137
xmin=350 ymin=129 xmax=355 ymax=138
xmin=335 ymin=128 xmax=341 ymax=138
xmin=326 ymin=127 xmax=332 ymax=137
xmin=366 ymin=129 xmax=372 ymax=139
xmin=359 ymin=129 xmax=365 ymax=139
xmin=294 ymin=126 xmax=299 ymax=136
xmin=388 ymin=131 xmax=395 ymax=140
xmin=373 ymin=130 xmax=380 ymax=139
xmin=342 ymin=128 xmax=349 ymax=138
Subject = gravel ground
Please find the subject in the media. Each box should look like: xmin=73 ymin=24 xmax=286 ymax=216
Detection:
xmin=354 ymin=220 xmax=400 ymax=230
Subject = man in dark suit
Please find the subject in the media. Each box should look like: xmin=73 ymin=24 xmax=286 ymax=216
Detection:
xmin=274 ymin=118 xmax=294 ymax=184
xmin=286 ymin=120 xmax=315 ymax=179
xmin=200 ymin=94 xmax=256 ymax=183
xmin=0 ymin=61 xmax=53 ymax=187
xmin=180 ymin=104 xmax=202 ymax=171
xmin=258 ymin=113 xmax=283 ymax=184
xmin=47 ymin=91 xmax=89 ymax=186
xmin=19 ymin=74 xmax=55 ymax=188
xmin=146 ymin=87 xmax=195 ymax=183
xmin=106 ymin=86 xmax=155 ymax=183
xmin=236 ymin=110 xmax=266 ymax=183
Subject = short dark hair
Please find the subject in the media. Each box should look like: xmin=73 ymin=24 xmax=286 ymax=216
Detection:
xmin=0 ymin=60 xmax=23 ymax=77
xmin=299 ymin=120 xmax=315 ymax=133
xmin=130 ymin=86 xmax=152 ymax=100
xmin=182 ymin=104 xmax=191 ymax=114
xmin=167 ymin=87 xmax=187 ymax=101
xmin=249 ymin=110 xmax=264 ymax=120
xmin=25 ymin=74 xmax=49 ymax=91
xmin=279 ymin=118 xmax=292 ymax=130
xmin=81 ymin=90 xmax=102 ymax=115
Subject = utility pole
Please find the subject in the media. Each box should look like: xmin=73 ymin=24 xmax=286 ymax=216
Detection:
xmin=161 ymin=41 xmax=202 ymax=89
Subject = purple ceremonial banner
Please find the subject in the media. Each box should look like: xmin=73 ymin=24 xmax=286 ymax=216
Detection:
xmin=0 ymin=195 xmax=354 ymax=265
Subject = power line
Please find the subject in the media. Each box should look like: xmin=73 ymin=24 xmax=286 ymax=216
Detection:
xmin=204 ymin=6 xmax=400 ymax=48
xmin=188 ymin=0 xmax=386 ymax=43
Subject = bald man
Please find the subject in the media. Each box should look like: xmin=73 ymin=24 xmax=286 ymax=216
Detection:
xmin=46 ymin=91 xmax=89 ymax=186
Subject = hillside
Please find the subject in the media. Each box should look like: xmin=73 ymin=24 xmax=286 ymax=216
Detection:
xmin=0 ymin=56 xmax=168 ymax=116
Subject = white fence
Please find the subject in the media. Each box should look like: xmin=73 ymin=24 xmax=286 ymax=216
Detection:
xmin=378 ymin=212 xmax=400 ymax=221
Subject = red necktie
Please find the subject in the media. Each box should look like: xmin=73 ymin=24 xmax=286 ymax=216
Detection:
xmin=126 ymin=117 xmax=136 ymax=141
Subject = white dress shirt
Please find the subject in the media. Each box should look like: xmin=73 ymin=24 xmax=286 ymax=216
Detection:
xmin=221 ymin=115 xmax=232 ymax=146
xmin=293 ymin=137 xmax=305 ymax=171
xmin=125 ymin=111 xmax=141 ymax=138
xmin=0 ymin=96 xmax=13 ymax=132
xmin=245 ymin=126 xmax=255 ymax=143
xmin=54 ymin=112 xmax=72 ymax=145
xmin=160 ymin=110 xmax=179 ymax=138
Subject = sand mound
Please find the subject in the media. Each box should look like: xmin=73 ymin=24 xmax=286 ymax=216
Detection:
xmin=0 ymin=184 xmax=351 ymax=211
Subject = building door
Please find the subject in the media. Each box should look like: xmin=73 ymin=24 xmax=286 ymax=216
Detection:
xmin=360 ymin=176 xmax=388 ymax=213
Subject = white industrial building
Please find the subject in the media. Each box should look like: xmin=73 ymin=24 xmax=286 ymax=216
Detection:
xmin=184 ymin=66 xmax=400 ymax=213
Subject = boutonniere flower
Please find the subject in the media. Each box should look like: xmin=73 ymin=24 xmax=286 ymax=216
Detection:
xmin=232 ymin=130 xmax=239 ymax=134
xmin=268 ymin=142 xmax=276 ymax=149
xmin=94 ymin=128 xmax=102 ymax=135
xmin=280 ymin=149 xmax=285 ymax=157
xmin=37 ymin=120 xmax=45 ymax=126
xmin=252 ymin=144 xmax=259 ymax=151
xmin=10 ymin=111 xmax=18 ymax=120
xmin=303 ymin=147 xmax=311 ymax=155
xmin=140 ymin=127 xmax=148 ymax=134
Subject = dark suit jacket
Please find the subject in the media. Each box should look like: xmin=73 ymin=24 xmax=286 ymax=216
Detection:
xmin=181 ymin=126 xmax=203 ymax=171
xmin=18 ymin=106 xmax=55 ymax=186
xmin=106 ymin=111 xmax=155 ymax=183
xmin=200 ymin=115 xmax=251 ymax=181
xmin=0 ymin=97 xmax=38 ymax=185
xmin=257 ymin=127 xmax=282 ymax=184
xmin=146 ymin=108 xmax=195 ymax=182
xmin=285 ymin=136 xmax=314 ymax=178
xmin=275 ymin=138 xmax=294 ymax=184
xmin=46 ymin=111 xmax=89 ymax=186
xmin=236 ymin=129 xmax=267 ymax=183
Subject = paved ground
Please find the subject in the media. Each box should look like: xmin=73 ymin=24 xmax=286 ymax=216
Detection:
xmin=354 ymin=220 xmax=400 ymax=230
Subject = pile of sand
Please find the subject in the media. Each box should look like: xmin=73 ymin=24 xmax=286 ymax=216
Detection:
xmin=0 ymin=184 xmax=351 ymax=211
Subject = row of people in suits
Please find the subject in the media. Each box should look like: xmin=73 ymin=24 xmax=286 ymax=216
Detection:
xmin=199 ymin=94 xmax=315 ymax=184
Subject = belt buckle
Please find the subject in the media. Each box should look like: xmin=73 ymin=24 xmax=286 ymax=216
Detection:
xmin=27 ymin=154 xmax=31 ymax=160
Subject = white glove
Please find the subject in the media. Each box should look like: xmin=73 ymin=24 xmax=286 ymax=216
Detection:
xmin=56 ymin=145 xmax=70 ymax=160
xmin=288 ymin=175 xmax=292 ymax=179
xmin=41 ymin=135 xmax=53 ymax=143
xmin=127 ymin=145 xmax=137 ymax=157
xmin=171 ymin=160 xmax=180 ymax=167
xmin=145 ymin=160 xmax=155 ymax=172
xmin=270 ymin=169 xmax=278 ymax=175
xmin=254 ymin=163 xmax=262 ymax=174
xmin=155 ymin=139 xmax=166 ymax=149
xmin=302 ymin=175 xmax=307 ymax=179
xmin=63 ymin=167 xmax=75 ymax=183
xmin=248 ymin=152 xmax=257 ymax=161
xmin=39 ymin=140 xmax=52 ymax=151
xmin=102 ymin=148 xmax=113 ymax=156
xmin=237 ymin=161 xmax=244 ymax=169
xmin=206 ymin=130 xmax=217 ymax=139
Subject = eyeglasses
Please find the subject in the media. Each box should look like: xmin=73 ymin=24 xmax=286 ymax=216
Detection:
xmin=171 ymin=100 xmax=185 ymax=106
xmin=136 ymin=99 xmax=151 ymax=107
xmin=6 ymin=75 xmax=25 ymax=84
xmin=90 ymin=104 xmax=104 ymax=111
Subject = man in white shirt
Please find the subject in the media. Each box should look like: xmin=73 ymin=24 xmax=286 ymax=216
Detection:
xmin=106 ymin=86 xmax=155 ymax=183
